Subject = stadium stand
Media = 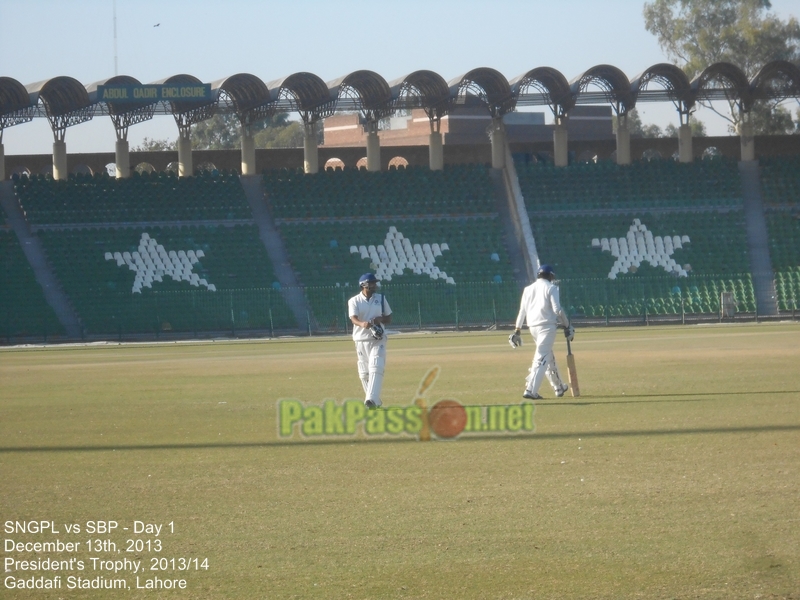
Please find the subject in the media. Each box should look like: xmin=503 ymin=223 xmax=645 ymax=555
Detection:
xmin=520 ymin=159 xmax=755 ymax=318
xmin=13 ymin=170 xmax=252 ymax=225
xmin=760 ymin=156 xmax=800 ymax=312
xmin=36 ymin=224 xmax=295 ymax=335
xmin=10 ymin=171 xmax=296 ymax=336
xmin=265 ymin=165 xmax=516 ymax=329
xmin=763 ymin=214 xmax=800 ymax=310
xmin=3 ymin=152 xmax=798 ymax=339
xmin=516 ymin=157 xmax=743 ymax=212
xmin=0 ymin=230 xmax=64 ymax=338
xmin=264 ymin=165 xmax=497 ymax=219
xmin=759 ymin=155 xmax=800 ymax=209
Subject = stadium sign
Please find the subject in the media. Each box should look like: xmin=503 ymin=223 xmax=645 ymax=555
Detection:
xmin=96 ymin=84 xmax=212 ymax=103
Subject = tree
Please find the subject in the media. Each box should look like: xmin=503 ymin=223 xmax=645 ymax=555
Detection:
xmin=132 ymin=137 xmax=177 ymax=152
xmin=612 ymin=108 xmax=664 ymax=137
xmin=190 ymin=113 xmax=241 ymax=150
xmin=191 ymin=112 xmax=304 ymax=150
xmin=664 ymin=117 xmax=708 ymax=137
xmin=643 ymin=0 xmax=800 ymax=134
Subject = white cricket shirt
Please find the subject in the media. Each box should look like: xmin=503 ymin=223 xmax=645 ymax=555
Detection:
xmin=514 ymin=278 xmax=569 ymax=330
xmin=348 ymin=292 xmax=393 ymax=342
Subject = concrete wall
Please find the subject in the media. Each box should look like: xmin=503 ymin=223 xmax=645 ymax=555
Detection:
xmin=5 ymin=135 xmax=800 ymax=179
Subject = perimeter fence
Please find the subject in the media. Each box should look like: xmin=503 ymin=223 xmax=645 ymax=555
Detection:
xmin=2 ymin=275 xmax=797 ymax=343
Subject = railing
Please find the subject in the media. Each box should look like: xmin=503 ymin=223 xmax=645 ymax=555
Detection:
xmin=2 ymin=277 xmax=797 ymax=343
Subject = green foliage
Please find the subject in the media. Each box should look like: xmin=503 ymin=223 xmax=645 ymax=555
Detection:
xmin=613 ymin=109 xmax=707 ymax=138
xmin=132 ymin=137 xmax=177 ymax=152
xmin=612 ymin=109 xmax=663 ymax=138
xmin=664 ymin=117 xmax=708 ymax=137
xmin=190 ymin=112 xmax=308 ymax=150
xmin=190 ymin=113 xmax=241 ymax=150
xmin=643 ymin=0 xmax=800 ymax=133
xmin=254 ymin=121 xmax=305 ymax=148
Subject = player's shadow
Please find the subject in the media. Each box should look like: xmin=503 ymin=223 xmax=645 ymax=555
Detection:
xmin=543 ymin=389 xmax=800 ymax=406
xmin=2 ymin=423 xmax=799 ymax=453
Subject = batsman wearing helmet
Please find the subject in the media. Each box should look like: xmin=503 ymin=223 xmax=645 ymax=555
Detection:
xmin=348 ymin=273 xmax=393 ymax=409
xmin=509 ymin=264 xmax=574 ymax=399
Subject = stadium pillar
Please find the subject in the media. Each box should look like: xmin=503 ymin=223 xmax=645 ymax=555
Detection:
xmin=178 ymin=135 xmax=193 ymax=177
xmin=738 ymin=119 xmax=755 ymax=162
xmin=241 ymin=131 xmax=256 ymax=175
xmin=429 ymin=132 xmax=443 ymax=171
xmin=0 ymin=142 xmax=4 ymax=181
xmin=303 ymin=123 xmax=319 ymax=174
xmin=678 ymin=124 xmax=693 ymax=163
xmin=52 ymin=140 xmax=68 ymax=180
xmin=366 ymin=128 xmax=381 ymax=172
xmin=490 ymin=118 xmax=506 ymax=169
xmin=115 ymin=139 xmax=130 ymax=178
xmin=553 ymin=117 xmax=568 ymax=167
xmin=615 ymin=116 xmax=631 ymax=165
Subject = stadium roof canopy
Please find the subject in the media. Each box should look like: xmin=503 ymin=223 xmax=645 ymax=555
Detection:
xmin=510 ymin=67 xmax=574 ymax=119
xmin=2 ymin=61 xmax=800 ymax=137
xmin=389 ymin=70 xmax=451 ymax=126
xmin=327 ymin=70 xmax=393 ymax=124
xmin=24 ymin=76 xmax=93 ymax=140
xmin=449 ymin=68 xmax=515 ymax=117
xmin=266 ymin=72 xmax=335 ymax=124
xmin=86 ymin=75 xmax=156 ymax=139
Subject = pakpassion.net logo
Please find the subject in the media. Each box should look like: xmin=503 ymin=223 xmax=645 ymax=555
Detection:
xmin=278 ymin=366 xmax=535 ymax=441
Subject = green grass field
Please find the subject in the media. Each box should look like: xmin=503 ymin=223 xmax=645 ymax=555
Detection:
xmin=2 ymin=324 xmax=799 ymax=599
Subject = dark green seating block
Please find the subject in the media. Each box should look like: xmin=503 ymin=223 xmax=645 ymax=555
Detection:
xmin=14 ymin=171 xmax=252 ymax=225
xmin=37 ymin=225 xmax=295 ymax=335
xmin=0 ymin=231 xmax=64 ymax=338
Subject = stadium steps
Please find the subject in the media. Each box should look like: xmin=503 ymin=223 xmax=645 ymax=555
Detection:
xmin=492 ymin=157 xmax=536 ymax=287
xmin=240 ymin=174 xmax=312 ymax=332
xmin=739 ymin=161 xmax=779 ymax=316
xmin=0 ymin=181 xmax=82 ymax=338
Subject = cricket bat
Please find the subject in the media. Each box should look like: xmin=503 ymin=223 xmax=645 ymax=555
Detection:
xmin=414 ymin=366 xmax=440 ymax=441
xmin=565 ymin=338 xmax=580 ymax=397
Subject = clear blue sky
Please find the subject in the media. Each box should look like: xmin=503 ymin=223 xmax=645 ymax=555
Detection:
xmin=1 ymin=0 xmax=798 ymax=155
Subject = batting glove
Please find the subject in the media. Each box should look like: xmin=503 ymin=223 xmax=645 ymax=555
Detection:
xmin=369 ymin=322 xmax=384 ymax=340
xmin=508 ymin=331 xmax=522 ymax=348
xmin=564 ymin=325 xmax=575 ymax=342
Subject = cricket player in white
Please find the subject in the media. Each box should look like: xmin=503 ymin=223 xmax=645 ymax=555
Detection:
xmin=348 ymin=273 xmax=393 ymax=409
xmin=510 ymin=264 xmax=575 ymax=399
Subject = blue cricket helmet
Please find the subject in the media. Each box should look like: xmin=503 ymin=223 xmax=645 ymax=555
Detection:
xmin=537 ymin=264 xmax=555 ymax=279
xmin=359 ymin=272 xmax=378 ymax=287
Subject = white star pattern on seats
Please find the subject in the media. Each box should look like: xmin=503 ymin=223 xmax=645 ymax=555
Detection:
xmin=105 ymin=232 xmax=217 ymax=293
xmin=592 ymin=219 xmax=691 ymax=280
xmin=350 ymin=226 xmax=454 ymax=284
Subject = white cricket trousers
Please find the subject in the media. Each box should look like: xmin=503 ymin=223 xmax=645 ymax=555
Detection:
xmin=526 ymin=325 xmax=565 ymax=395
xmin=355 ymin=339 xmax=386 ymax=405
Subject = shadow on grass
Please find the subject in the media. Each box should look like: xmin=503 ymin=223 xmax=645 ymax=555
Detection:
xmin=2 ymin=424 xmax=798 ymax=453
xmin=546 ymin=389 xmax=800 ymax=406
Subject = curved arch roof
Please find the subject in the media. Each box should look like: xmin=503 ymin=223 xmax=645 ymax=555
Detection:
xmin=0 ymin=76 xmax=33 ymax=116
xmin=389 ymin=70 xmax=450 ymax=113
xmin=26 ymin=76 xmax=91 ymax=117
xmin=266 ymin=72 xmax=333 ymax=119
xmin=510 ymin=67 xmax=573 ymax=115
xmin=211 ymin=73 xmax=270 ymax=114
xmin=449 ymin=68 xmax=514 ymax=116
xmin=4 ymin=61 xmax=800 ymax=135
xmin=87 ymin=75 xmax=150 ymax=113
xmin=0 ymin=76 xmax=33 ymax=129
xmin=152 ymin=73 xmax=214 ymax=115
xmin=328 ymin=70 xmax=392 ymax=120
xmin=751 ymin=60 xmax=800 ymax=101
xmin=691 ymin=62 xmax=751 ymax=108
xmin=571 ymin=64 xmax=635 ymax=113
xmin=631 ymin=63 xmax=691 ymax=99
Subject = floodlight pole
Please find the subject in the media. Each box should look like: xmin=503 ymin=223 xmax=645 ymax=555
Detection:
xmin=113 ymin=0 xmax=118 ymax=77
